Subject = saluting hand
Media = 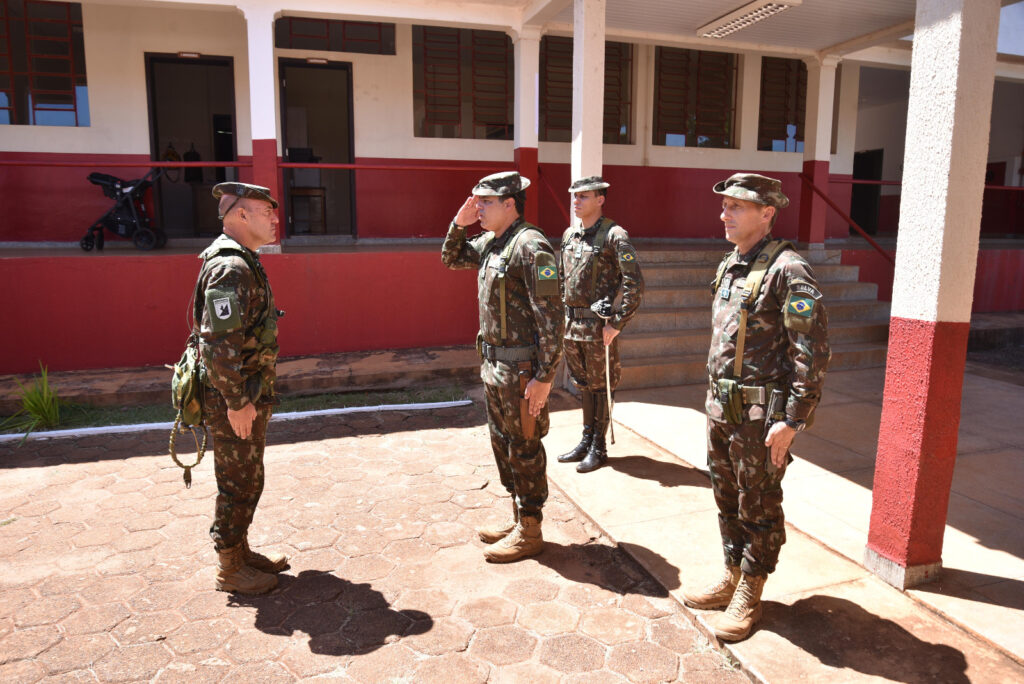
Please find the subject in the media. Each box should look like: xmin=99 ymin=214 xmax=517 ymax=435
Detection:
xmin=453 ymin=196 xmax=478 ymax=227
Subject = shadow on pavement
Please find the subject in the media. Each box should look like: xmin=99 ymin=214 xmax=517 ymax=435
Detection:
xmin=605 ymin=454 xmax=712 ymax=489
xmin=762 ymin=595 xmax=969 ymax=683
xmin=228 ymin=569 xmax=432 ymax=655
xmin=912 ymin=568 xmax=1024 ymax=611
xmin=537 ymin=540 xmax=676 ymax=595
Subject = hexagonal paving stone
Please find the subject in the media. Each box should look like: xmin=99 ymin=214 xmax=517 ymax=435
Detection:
xmin=538 ymin=633 xmax=606 ymax=674
xmin=560 ymin=583 xmax=620 ymax=609
xmin=70 ymin=525 xmax=122 ymax=549
xmin=151 ymin=652 xmax=233 ymax=684
xmin=61 ymin=602 xmax=130 ymax=635
xmin=423 ymin=521 xmax=472 ymax=548
xmin=340 ymin=554 xmax=396 ymax=583
xmin=650 ymin=614 xmax=699 ymax=654
xmin=36 ymin=573 xmax=94 ymax=598
xmin=381 ymin=537 xmax=436 ymax=565
xmin=93 ymin=641 xmax=174 ymax=682
xmin=456 ymin=596 xmax=517 ymax=628
xmin=223 ymin=629 xmax=289 ymax=663
xmin=403 ymin=616 xmax=473 ymax=656
xmin=620 ymin=594 xmax=674 ymax=620
xmin=468 ymin=624 xmax=538 ymax=666
xmin=128 ymin=582 xmax=190 ymax=613
xmin=79 ymin=575 xmax=146 ymax=606
xmin=0 ymin=624 xmax=62 ymax=662
xmin=14 ymin=595 xmax=80 ymax=628
xmin=345 ymin=643 xmax=418 ymax=683
xmin=179 ymin=591 xmax=232 ymax=621
xmin=287 ymin=506 xmax=336 ymax=530
xmin=0 ymin=659 xmax=45 ymax=684
xmin=337 ymin=529 xmax=388 ymax=558
xmin=113 ymin=530 xmax=164 ymax=553
xmin=393 ymin=587 xmax=456 ymax=618
xmin=495 ymin=662 xmax=563 ymax=684
xmin=37 ymin=633 xmax=116 ymax=675
xmin=562 ymin=672 xmax=629 ymax=684
xmin=414 ymin=652 xmax=489 ymax=684
xmin=165 ymin=619 xmax=238 ymax=656
xmin=341 ymin=606 xmax=415 ymax=652
xmin=517 ymin=602 xmax=581 ymax=635
xmin=287 ymin=526 xmax=340 ymax=551
xmin=111 ymin=611 xmax=185 ymax=646
xmin=123 ymin=511 xmax=174 ymax=533
xmin=607 ymin=641 xmax=679 ymax=684
xmin=503 ymin=578 xmax=560 ymax=605
xmin=13 ymin=500 xmax=60 ymax=518
xmin=580 ymin=607 xmax=645 ymax=645
xmin=418 ymin=502 xmax=463 ymax=523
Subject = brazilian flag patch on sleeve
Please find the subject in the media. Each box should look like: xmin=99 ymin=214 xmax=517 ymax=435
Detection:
xmin=786 ymin=295 xmax=815 ymax=317
xmin=535 ymin=252 xmax=559 ymax=297
xmin=538 ymin=264 xmax=557 ymax=280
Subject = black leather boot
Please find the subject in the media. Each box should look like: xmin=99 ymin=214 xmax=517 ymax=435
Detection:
xmin=578 ymin=391 xmax=609 ymax=473
xmin=558 ymin=390 xmax=595 ymax=463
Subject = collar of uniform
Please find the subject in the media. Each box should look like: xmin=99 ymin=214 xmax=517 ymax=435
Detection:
xmin=199 ymin=233 xmax=259 ymax=261
xmin=492 ymin=217 xmax=525 ymax=251
xmin=581 ymin=216 xmax=604 ymax=237
xmin=735 ymin=234 xmax=773 ymax=265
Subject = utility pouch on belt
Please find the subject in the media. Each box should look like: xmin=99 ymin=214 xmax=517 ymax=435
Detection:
xmin=716 ymin=378 xmax=744 ymax=425
xmin=518 ymin=361 xmax=536 ymax=440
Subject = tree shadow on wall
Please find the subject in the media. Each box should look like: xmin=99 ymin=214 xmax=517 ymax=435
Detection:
xmin=229 ymin=569 xmax=431 ymax=655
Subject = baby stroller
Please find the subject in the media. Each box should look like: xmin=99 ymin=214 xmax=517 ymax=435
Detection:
xmin=80 ymin=167 xmax=167 ymax=251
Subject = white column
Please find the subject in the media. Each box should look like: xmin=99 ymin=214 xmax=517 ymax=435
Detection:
xmin=513 ymin=27 xmax=541 ymax=152
xmin=570 ymin=0 xmax=605 ymax=182
xmin=865 ymin=0 xmax=1001 ymax=590
xmin=241 ymin=4 xmax=278 ymax=144
xmin=833 ymin=63 xmax=861 ymax=173
xmin=802 ymin=56 xmax=839 ymax=163
xmin=737 ymin=53 xmax=762 ymax=151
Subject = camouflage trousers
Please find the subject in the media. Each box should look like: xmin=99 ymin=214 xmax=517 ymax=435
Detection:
xmin=564 ymin=338 xmax=621 ymax=391
xmin=204 ymin=387 xmax=274 ymax=551
xmin=707 ymin=418 xmax=787 ymax=577
xmin=485 ymin=381 xmax=549 ymax=520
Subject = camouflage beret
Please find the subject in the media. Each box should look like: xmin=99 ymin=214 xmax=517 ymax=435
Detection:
xmin=713 ymin=173 xmax=789 ymax=209
xmin=472 ymin=171 xmax=531 ymax=197
xmin=569 ymin=175 xmax=610 ymax=193
xmin=212 ymin=182 xmax=279 ymax=209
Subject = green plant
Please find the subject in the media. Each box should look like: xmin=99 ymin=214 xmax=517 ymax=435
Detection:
xmin=0 ymin=362 xmax=63 ymax=445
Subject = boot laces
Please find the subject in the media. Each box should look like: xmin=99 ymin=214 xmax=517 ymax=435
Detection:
xmin=725 ymin=578 xmax=758 ymax=618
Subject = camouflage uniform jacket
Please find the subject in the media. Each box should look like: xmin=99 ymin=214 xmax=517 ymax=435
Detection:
xmin=196 ymin=234 xmax=279 ymax=411
xmin=442 ymin=218 xmax=564 ymax=386
xmin=706 ymin=235 xmax=830 ymax=425
xmin=560 ymin=216 xmax=644 ymax=341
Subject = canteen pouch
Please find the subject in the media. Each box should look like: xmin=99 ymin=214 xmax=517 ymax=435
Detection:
xmin=716 ymin=378 xmax=744 ymax=425
xmin=171 ymin=335 xmax=204 ymax=427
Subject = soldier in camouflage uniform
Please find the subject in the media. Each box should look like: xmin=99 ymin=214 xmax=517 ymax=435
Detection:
xmin=683 ymin=173 xmax=830 ymax=641
xmin=196 ymin=182 xmax=287 ymax=594
xmin=557 ymin=176 xmax=644 ymax=473
xmin=442 ymin=171 xmax=564 ymax=563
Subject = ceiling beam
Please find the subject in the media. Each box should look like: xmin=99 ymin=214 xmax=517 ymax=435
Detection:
xmin=817 ymin=20 xmax=914 ymax=59
xmin=522 ymin=0 xmax=571 ymax=27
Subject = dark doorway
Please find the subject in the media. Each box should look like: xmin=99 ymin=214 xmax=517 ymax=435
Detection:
xmin=279 ymin=59 xmax=355 ymax=237
xmin=851 ymin=149 xmax=883 ymax=236
xmin=145 ymin=54 xmax=237 ymax=238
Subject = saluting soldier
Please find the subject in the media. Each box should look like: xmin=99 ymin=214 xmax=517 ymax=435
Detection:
xmin=197 ymin=182 xmax=287 ymax=594
xmin=442 ymin=171 xmax=564 ymax=563
xmin=683 ymin=173 xmax=830 ymax=641
xmin=557 ymin=176 xmax=644 ymax=473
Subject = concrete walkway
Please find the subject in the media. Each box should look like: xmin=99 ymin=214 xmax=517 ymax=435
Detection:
xmin=0 ymin=401 xmax=745 ymax=683
xmin=543 ymin=366 xmax=1024 ymax=682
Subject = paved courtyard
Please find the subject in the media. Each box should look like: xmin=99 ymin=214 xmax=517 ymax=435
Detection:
xmin=0 ymin=400 xmax=745 ymax=683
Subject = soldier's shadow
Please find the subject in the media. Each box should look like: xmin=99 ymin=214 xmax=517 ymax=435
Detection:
xmin=604 ymin=454 xmax=712 ymax=489
xmin=764 ymin=595 xmax=969 ymax=683
xmin=229 ymin=570 xmax=431 ymax=655
xmin=537 ymin=540 xmax=676 ymax=595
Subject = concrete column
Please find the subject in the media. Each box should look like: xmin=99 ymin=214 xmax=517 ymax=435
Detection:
xmin=570 ymin=0 xmax=605 ymax=184
xmin=513 ymin=27 xmax=541 ymax=224
xmin=241 ymin=4 xmax=281 ymax=248
xmin=865 ymin=0 xmax=1001 ymax=590
xmin=737 ymin=53 xmax=762 ymax=152
xmin=797 ymin=55 xmax=838 ymax=246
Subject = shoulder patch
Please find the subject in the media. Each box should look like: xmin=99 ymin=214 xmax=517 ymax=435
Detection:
xmin=790 ymin=280 xmax=822 ymax=300
xmin=205 ymin=287 xmax=242 ymax=333
xmin=785 ymin=294 xmax=816 ymax=318
xmin=534 ymin=251 xmax=559 ymax=297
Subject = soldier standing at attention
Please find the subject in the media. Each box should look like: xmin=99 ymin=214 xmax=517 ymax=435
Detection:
xmin=197 ymin=182 xmax=287 ymax=594
xmin=442 ymin=171 xmax=564 ymax=563
xmin=557 ymin=176 xmax=644 ymax=473
xmin=683 ymin=174 xmax=830 ymax=641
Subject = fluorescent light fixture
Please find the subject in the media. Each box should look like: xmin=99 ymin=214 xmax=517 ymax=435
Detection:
xmin=306 ymin=57 xmax=328 ymax=65
xmin=177 ymin=51 xmax=201 ymax=59
xmin=697 ymin=0 xmax=802 ymax=39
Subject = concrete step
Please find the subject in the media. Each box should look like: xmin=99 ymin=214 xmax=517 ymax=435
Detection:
xmin=618 ymin=320 xmax=890 ymax=360
xmin=641 ymin=280 xmax=879 ymax=309
xmin=628 ymin=299 xmax=890 ymax=333
xmin=617 ymin=342 xmax=888 ymax=390
xmin=643 ymin=262 xmax=862 ymax=287
xmin=634 ymin=246 xmax=844 ymax=265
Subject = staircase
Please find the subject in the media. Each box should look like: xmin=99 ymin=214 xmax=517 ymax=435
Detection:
xmin=617 ymin=245 xmax=890 ymax=390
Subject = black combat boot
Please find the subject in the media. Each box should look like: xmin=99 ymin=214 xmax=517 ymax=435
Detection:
xmin=577 ymin=391 xmax=609 ymax=473
xmin=558 ymin=390 xmax=595 ymax=463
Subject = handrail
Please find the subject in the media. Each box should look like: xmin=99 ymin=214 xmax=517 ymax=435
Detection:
xmin=279 ymin=162 xmax=504 ymax=172
xmin=537 ymin=168 xmax=571 ymax=226
xmin=799 ymin=172 xmax=895 ymax=267
xmin=0 ymin=160 xmax=250 ymax=168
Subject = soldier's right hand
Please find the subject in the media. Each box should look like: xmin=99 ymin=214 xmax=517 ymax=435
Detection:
xmin=228 ymin=403 xmax=257 ymax=440
xmin=453 ymin=196 xmax=479 ymax=227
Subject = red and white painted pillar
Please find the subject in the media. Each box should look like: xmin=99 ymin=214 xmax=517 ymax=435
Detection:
xmin=865 ymin=0 xmax=1001 ymax=589
xmin=797 ymin=55 xmax=838 ymax=246
xmin=513 ymin=27 xmax=540 ymax=225
xmin=570 ymin=0 xmax=605 ymax=217
xmin=242 ymin=4 xmax=281 ymax=249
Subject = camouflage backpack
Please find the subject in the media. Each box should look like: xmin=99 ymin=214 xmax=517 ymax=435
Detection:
xmin=168 ymin=274 xmax=210 ymax=488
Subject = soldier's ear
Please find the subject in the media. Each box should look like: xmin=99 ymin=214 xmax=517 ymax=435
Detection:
xmin=597 ymin=194 xmax=606 ymax=207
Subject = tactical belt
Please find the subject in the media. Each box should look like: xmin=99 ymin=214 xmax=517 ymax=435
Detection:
xmin=708 ymin=379 xmax=778 ymax=405
xmin=567 ymin=306 xmax=599 ymax=320
xmin=480 ymin=341 xmax=538 ymax=363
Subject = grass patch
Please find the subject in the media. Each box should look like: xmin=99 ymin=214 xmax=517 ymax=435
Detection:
xmin=1 ymin=385 xmax=469 ymax=435
xmin=0 ymin=517 xmax=16 ymax=527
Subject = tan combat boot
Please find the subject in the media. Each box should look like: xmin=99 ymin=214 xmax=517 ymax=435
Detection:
xmin=242 ymin=534 xmax=288 ymax=573
xmin=478 ymin=499 xmax=519 ymax=544
xmin=215 ymin=544 xmax=278 ymax=594
xmin=683 ymin=565 xmax=741 ymax=609
xmin=483 ymin=515 xmax=543 ymax=563
xmin=709 ymin=573 xmax=766 ymax=641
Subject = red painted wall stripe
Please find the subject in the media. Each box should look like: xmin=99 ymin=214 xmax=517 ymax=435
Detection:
xmin=867 ymin=316 xmax=970 ymax=566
